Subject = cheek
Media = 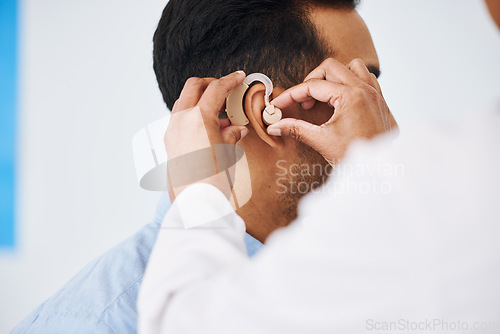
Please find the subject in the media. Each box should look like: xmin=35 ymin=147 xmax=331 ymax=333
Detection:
xmin=301 ymin=103 xmax=333 ymax=125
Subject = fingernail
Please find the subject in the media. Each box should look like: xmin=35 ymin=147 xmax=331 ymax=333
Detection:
xmin=241 ymin=128 xmax=249 ymax=138
xmin=267 ymin=127 xmax=281 ymax=136
xmin=236 ymin=70 xmax=245 ymax=76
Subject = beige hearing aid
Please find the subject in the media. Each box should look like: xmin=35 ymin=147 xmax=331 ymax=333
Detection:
xmin=226 ymin=73 xmax=282 ymax=126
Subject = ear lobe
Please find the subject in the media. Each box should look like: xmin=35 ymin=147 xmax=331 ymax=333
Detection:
xmin=244 ymin=83 xmax=283 ymax=148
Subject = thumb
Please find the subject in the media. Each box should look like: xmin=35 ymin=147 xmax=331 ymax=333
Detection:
xmin=221 ymin=125 xmax=249 ymax=144
xmin=267 ymin=118 xmax=322 ymax=148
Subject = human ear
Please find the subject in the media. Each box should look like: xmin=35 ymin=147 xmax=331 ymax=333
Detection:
xmin=243 ymin=83 xmax=284 ymax=148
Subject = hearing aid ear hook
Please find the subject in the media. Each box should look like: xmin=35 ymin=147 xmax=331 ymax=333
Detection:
xmin=225 ymin=73 xmax=282 ymax=126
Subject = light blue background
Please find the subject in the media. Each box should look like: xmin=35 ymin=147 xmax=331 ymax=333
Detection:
xmin=0 ymin=0 xmax=17 ymax=248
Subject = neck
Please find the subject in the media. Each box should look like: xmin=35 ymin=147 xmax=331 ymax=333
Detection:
xmin=236 ymin=197 xmax=292 ymax=243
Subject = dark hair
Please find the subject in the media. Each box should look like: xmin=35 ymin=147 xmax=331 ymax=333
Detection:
xmin=153 ymin=0 xmax=359 ymax=110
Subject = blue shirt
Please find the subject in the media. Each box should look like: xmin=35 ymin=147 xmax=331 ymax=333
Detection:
xmin=12 ymin=192 xmax=263 ymax=333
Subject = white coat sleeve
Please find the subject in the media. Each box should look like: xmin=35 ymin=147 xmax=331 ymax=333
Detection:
xmin=137 ymin=183 xmax=250 ymax=334
xmin=137 ymin=115 xmax=500 ymax=333
xmin=136 ymin=171 xmax=414 ymax=334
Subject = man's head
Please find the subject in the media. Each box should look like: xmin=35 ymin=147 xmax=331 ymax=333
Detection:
xmin=154 ymin=0 xmax=379 ymax=242
xmin=485 ymin=0 xmax=500 ymax=30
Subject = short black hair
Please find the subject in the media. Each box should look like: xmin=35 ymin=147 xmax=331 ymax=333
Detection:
xmin=153 ymin=0 xmax=359 ymax=110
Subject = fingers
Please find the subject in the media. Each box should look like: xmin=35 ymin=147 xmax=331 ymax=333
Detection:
xmin=299 ymin=57 xmax=352 ymax=111
xmin=218 ymin=118 xmax=231 ymax=129
xmin=304 ymin=57 xmax=361 ymax=87
xmin=174 ymin=71 xmax=245 ymax=115
xmin=221 ymin=126 xmax=249 ymax=144
xmin=197 ymin=71 xmax=246 ymax=117
xmin=348 ymin=59 xmax=383 ymax=94
xmin=370 ymin=73 xmax=382 ymax=94
xmin=266 ymin=118 xmax=322 ymax=150
xmin=272 ymin=79 xmax=346 ymax=110
xmin=174 ymin=77 xmax=214 ymax=112
xmin=347 ymin=58 xmax=374 ymax=86
xmin=301 ymin=98 xmax=316 ymax=110
xmin=388 ymin=110 xmax=399 ymax=136
xmin=273 ymin=58 xmax=379 ymax=110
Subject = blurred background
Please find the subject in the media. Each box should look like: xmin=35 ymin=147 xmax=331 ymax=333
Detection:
xmin=0 ymin=0 xmax=499 ymax=332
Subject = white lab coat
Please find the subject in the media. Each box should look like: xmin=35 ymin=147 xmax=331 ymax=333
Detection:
xmin=138 ymin=110 xmax=500 ymax=334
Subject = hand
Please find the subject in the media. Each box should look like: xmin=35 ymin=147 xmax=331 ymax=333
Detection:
xmin=165 ymin=71 xmax=249 ymax=201
xmin=268 ymin=58 xmax=398 ymax=165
